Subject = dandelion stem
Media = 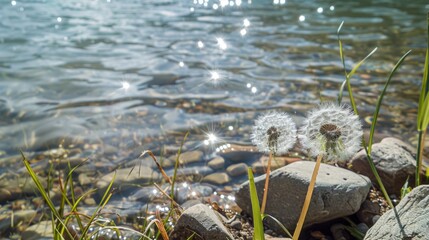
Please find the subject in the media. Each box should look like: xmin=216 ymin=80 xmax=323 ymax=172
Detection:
xmin=261 ymin=151 xmax=273 ymax=214
xmin=293 ymin=154 xmax=323 ymax=240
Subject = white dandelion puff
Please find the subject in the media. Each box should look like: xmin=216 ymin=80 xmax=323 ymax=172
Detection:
xmin=251 ymin=111 xmax=297 ymax=155
xmin=299 ymin=102 xmax=362 ymax=163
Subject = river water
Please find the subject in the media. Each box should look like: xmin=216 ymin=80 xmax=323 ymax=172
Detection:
xmin=0 ymin=1 xmax=428 ymax=176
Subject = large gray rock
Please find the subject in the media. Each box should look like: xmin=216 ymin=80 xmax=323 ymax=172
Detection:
xmin=236 ymin=161 xmax=371 ymax=234
xmin=171 ymin=204 xmax=234 ymax=240
xmin=364 ymin=185 xmax=429 ymax=240
xmin=349 ymin=137 xmax=417 ymax=194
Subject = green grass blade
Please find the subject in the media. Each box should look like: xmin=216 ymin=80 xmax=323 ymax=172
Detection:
xmin=248 ymin=168 xmax=264 ymax=240
xmin=262 ymin=214 xmax=292 ymax=238
xmin=337 ymin=21 xmax=347 ymax=77
xmin=417 ymin=49 xmax=429 ymax=129
xmin=81 ymin=171 xmax=116 ymax=237
xmin=337 ymin=80 xmax=347 ymax=105
xmin=367 ymin=50 xmax=412 ymax=152
xmin=347 ymin=47 xmax=378 ymax=80
xmin=21 ymin=152 xmax=73 ymax=239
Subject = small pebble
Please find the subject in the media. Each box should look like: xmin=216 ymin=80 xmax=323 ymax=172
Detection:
xmin=230 ymin=220 xmax=242 ymax=230
xmin=372 ymin=215 xmax=381 ymax=224
xmin=356 ymin=222 xmax=369 ymax=234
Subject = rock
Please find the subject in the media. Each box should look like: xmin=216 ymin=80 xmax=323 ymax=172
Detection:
xmin=78 ymin=173 xmax=92 ymax=186
xmin=21 ymin=221 xmax=53 ymax=239
xmin=170 ymin=150 xmax=203 ymax=165
xmin=218 ymin=144 xmax=262 ymax=163
xmin=364 ymin=185 xmax=429 ymax=240
xmin=356 ymin=200 xmax=380 ymax=227
xmin=252 ymin=156 xmax=301 ymax=174
xmin=226 ymin=163 xmax=248 ymax=177
xmin=0 ymin=209 xmax=37 ymax=234
xmin=349 ymin=137 xmax=417 ymax=194
xmin=202 ymin=173 xmax=230 ymax=185
xmin=235 ymin=161 xmax=371 ymax=234
xmin=230 ymin=220 xmax=242 ymax=230
xmin=95 ymin=167 xmax=160 ymax=194
xmin=330 ymin=224 xmax=350 ymax=240
xmin=171 ymin=204 xmax=234 ymax=240
xmin=0 ymin=174 xmax=47 ymax=202
xmin=208 ymin=156 xmax=225 ymax=170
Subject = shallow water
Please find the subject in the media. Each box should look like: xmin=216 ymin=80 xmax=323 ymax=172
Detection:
xmin=0 ymin=1 xmax=428 ymax=170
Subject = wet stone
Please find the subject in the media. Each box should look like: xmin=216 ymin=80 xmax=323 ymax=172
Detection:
xmin=202 ymin=172 xmax=230 ymax=185
xmin=95 ymin=166 xmax=160 ymax=195
xmin=170 ymin=150 xmax=203 ymax=165
xmin=21 ymin=221 xmax=53 ymax=240
xmin=226 ymin=163 xmax=248 ymax=177
xmin=218 ymin=144 xmax=262 ymax=163
xmin=208 ymin=156 xmax=225 ymax=170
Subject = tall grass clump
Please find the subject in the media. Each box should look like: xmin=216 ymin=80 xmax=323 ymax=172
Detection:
xmin=337 ymin=21 xmax=412 ymax=208
xmin=416 ymin=13 xmax=429 ymax=187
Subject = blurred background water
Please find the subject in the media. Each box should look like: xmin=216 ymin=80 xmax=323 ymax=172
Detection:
xmin=1 ymin=0 xmax=428 ymax=165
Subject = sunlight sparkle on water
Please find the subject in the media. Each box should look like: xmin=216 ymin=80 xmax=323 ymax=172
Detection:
xmin=317 ymin=7 xmax=323 ymax=13
xmin=228 ymin=126 xmax=234 ymax=131
xmin=246 ymin=83 xmax=251 ymax=88
xmin=210 ymin=71 xmax=220 ymax=81
xmin=243 ymin=18 xmax=250 ymax=27
xmin=220 ymin=0 xmax=229 ymax=7
xmin=179 ymin=61 xmax=185 ymax=67
xmin=205 ymin=132 xmax=218 ymax=145
xmin=251 ymin=86 xmax=257 ymax=93
xmin=197 ymin=40 xmax=204 ymax=48
xmin=190 ymin=7 xmax=195 ymax=12
xmin=57 ymin=17 xmax=62 ymax=23
xmin=240 ymin=28 xmax=247 ymax=36
xmin=121 ymin=81 xmax=130 ymax=91
xmin=216 ymin=37 xmax=227 ymax=50
xmin=213 ymin=3 xmax=219 ymax=9
xmin=299 ymin=15 xmax=306 ymax=22
xmin=235 ymin=0 xmax=242 ymax=6
xmin=330 ymin=5 xmax=335 ymax=11
xmin=11 ymin=1 xmax=16 ymax=6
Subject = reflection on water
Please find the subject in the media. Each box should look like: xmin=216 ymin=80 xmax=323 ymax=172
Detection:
xmin=0 ymin=0 xmax=428 ymax=163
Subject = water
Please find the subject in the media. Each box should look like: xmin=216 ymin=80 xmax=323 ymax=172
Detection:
xmin=0 ymin=1 xmax=428 ymax=165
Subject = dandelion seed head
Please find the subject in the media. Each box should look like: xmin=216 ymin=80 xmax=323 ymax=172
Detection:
xmin=251 ymin=111 xmax=297 ymax=154
xmin=299 ymin=102 xmax=362 ymax=163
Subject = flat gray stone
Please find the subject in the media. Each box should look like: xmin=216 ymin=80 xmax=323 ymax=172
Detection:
xmin=170 ymin=150 xmax=203 ymax=165
xmin=171 ymin=204 xmax=233 ymax=240
xmin=349 ymin=137 xmax=417 ymax=194
xmin=364 ymin=185 xmax=429 ymax=240
xmin=226 ymin=163 xmax=248 ymax=177
xmin=21 ymin=221 xmax=53 ymax=240
xmin=208 ymin=156 xmax=225 ymax=170
xmin=202 ymin=173 xmax=230 ymax=185
xmin=236 ymin=161 xmax=371 ymax=234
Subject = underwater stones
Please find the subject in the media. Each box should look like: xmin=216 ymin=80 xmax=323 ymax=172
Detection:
xmin=208 ymin=156 xmax=225 ymax=170
xmin=218 ymin=144 xmax=262 ymax=163
xmin=171 ymin=204 xmax=234 ymax=240
xmin=349 ymin=137 xmax=416 ymax=194
xmin=226 ymin=163 xmax=247 ymax=177
xmin=0 ymin=174 xmax=47 ymax=202
xmin=364 ymin=185 xmax=429 ymax=240
xmin=202 ymin=172 xmax=230 ymax=185
xmin=169 ymin=150 xmax=203 ymax=165
xmin=235 ymin=161 xmax=371 ymax=233
xmin=21 ymin=221 xmax=53 ymax=240
xmin=95 ymin=166 xmax=160 ymax=194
